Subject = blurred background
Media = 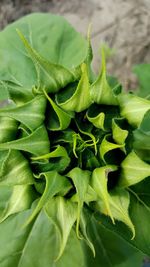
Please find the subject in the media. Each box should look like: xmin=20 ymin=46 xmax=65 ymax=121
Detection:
xmin=0 ymin=0 xmax=150 ymax=90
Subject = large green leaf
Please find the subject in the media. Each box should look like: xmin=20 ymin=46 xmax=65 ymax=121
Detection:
xmin=0 ymin=13 xmax=88 ymax=101
xmin=0 ymin=202 xmax=144 ymax=267
xmin=96 ymin=186 xmax=150 ymax=257
xmin=82 ymin=211 xmax=144 ymax=267
xmin=0 ymin=185 xmax=34 ymax=223
xmin=17 ymin=30 xmax=80 ymax=94
xmin=0 ymin=206 xmax=86 ymax=267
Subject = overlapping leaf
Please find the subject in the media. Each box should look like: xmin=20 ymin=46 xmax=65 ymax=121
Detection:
xmin=118 ymin=151 xmax=150 ymax=187
xmin=45 ymin=196 xmax=77 ymax=260
xmin=25 ymin=171 xmax=71 ymax=225
xmin=90 ymin=48 xmax=120 ymax=105
xmin=96 ymin=188 xmax=135 ymax=239
xmin=0 ymin=125 xmax=50 ymax=156
xmin=118 ymin=93 xmax=150 ymax=128
xmin=0 ymin=95 xmax=46 ymax=131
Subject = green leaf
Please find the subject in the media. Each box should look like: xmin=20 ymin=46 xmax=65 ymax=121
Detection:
xmin=0 ymin=13 xmax=88 ymax=100
xmin=84 ymin=26 xmax=95 ymax=83
xmin=44 ymin=90 xmax=73 ymax=131
xmin=81 ymin=148 xmax=100 ymax=171
xmin=118 ymin=93 xmax=150 ymax=128
xmin=133 ymin=109 xmax=150 ymax=162
xmin=17 ymin=29 xmax=80 ymax=94
xmin=0 ymin=80 xmax=34 ymax=105
xmin=98 ymin=189 xmax=150 ymax=257
xmin=0 ymin=84 xmax=8 ymax=101
xmin=0 ymin=117 xmax=18 ymax=143
xmin=25 ymin=171 xmax=71 ymax=225
xmin=0 ymin=150 xmax=9 ymax=176
xmin=91 ymin=166 xmax=118 ymax=223
xmin=67 ymin=167 xmax=91 ymax=237
xmin=56 ymin=63 xmax=92 ymax=112
xmin=90 ymin=48 xmax=119 ymax=105
xmin=112 ymin=118 xmax=128 ymax=147
xmin=118 ymin=151 xmax=150 ymax=187
xmin=31 ymin=145 xmax=70 ymax=173
xmin=0 ymin=206 xmax=86 ymax=267
xmin=0 ymin=150 xmax=34 ymax=186
xmin=0 ymin=125 xmax=50 ymax=156
xmin=0 ymin=185 xmax=34 ymax=223
xmin=87 ymin=104 xmax=120 ymax=131
xmin=99 ymin=134 xmax=124 ymax=163
xmin=133 ymin=64 xmax=150 ymax=99
xmin=0 ymin=95 xmax=46 ymax=131
xmin=75 ymin=116 xmax=98 ymax=155
xmin=87 ymin=107 xmax=105 ymax=130
xmin=45 ymin=196 xmax=77 ymax=260
xmin=79 ymin=209 xmax=95 ymax=257
xmin=97 ymin=188 xmax=135 ymax=239
xmin=83 ymin=214 xmax=144 ymax=267
xmin=0 ymin=186 xmax=12 ymax=216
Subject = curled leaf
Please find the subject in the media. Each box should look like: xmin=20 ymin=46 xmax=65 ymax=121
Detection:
xmin=90 ymin=47 xmax=119 ymax=105
xmin=99 ymin=134 xmax=124 ymax=163
xmin=31 ymin=145 xmax=70 ymax=173
xmin=118 ymin=93 xmax=150 ymax=128
xmin=91 ymin=166 xmax=118 ymax=223
xmin=44 ymin=90 xmax=73 ymax=131
xmin=56 ymin=63 xmax=92 ymax=112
